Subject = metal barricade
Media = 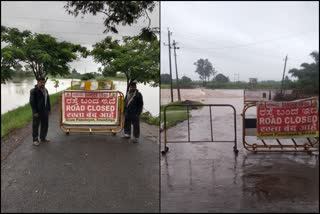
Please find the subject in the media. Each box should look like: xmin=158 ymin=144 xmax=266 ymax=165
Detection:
xmin=59 ymin=80 xmax=124 ymax=135
xmin=242 ymin=101 xmax=319 ymax=153
xmin=161 ymin=104 xmax=238 ymax=154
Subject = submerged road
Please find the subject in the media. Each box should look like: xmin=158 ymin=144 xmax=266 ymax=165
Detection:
xmin=161 ymin=89 xmax=319 ymax=213
xmin=1 ymin=104 xmax=159 ymax=213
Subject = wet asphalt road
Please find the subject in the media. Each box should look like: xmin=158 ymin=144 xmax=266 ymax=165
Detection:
xmin=161 ymin=90 xmax=319 ymax=213
xmin=1 ymin=105 xmax=159 ymax=213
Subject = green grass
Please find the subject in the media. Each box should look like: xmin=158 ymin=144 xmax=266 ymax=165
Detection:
xmin=161 ymin=111 xmax=189 ymax=129
xmin=160 ymin=100 xmax=203 ymax=129
xmin=162 ymin=81 xmax=285 ymax=90
xmin=160 ymin=100 xmax=203 ymax=111
xmin=140 ymin=112 xmax=160 ymax=126
xmin=1 ymin=91 xmax=62 ymax=139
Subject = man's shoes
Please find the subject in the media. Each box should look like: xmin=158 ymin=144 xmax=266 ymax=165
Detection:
xmin=121 ymin=134 xmax=130 ymax=139
xmin=41 ymin=139 xmax=50 ymax=143
xmin=131 ymin=138 xmax=139 ymax=143
xmin=33 ymin=140 xmax=40 ymax=146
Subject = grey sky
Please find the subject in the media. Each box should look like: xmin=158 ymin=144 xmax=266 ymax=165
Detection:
xmin=1 ymin=1 xmax=159 ymax=74
xmin=161 ymin=1 xmax=319 ymax=81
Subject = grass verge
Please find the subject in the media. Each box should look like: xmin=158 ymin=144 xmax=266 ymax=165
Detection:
xmin=160 ymin=100 xmax=203 ymax=129
xmin=140 ymin=111 xmax=160 ymax=126
xmin=1 ymin=92 xmax=62 ymax=139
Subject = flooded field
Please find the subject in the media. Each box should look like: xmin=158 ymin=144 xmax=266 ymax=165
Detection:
xmin=160 ymin=88 xmax=319 ymax=213
xmin=1 ymin=79 xmax=159 ymax=116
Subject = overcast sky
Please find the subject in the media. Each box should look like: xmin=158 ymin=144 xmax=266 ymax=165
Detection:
xmin=1 ymin=1 xmax=159 ymax=74
xmin=161 ymin=1 xmax=319 ymax=81
xmin=1 ymin=1 xmax=319 ymax=81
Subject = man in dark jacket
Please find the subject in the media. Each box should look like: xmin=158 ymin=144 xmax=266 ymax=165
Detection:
xmin=29 ymin=77 xmax=51 ymax=146
xmin=122 ymin=82 xmax=143 ymax=143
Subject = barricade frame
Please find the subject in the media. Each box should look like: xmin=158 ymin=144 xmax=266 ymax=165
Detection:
xmin=242 ymin=100 xmax=319 ymax=153
xmin=161 ymin=104 xmax=239 ymax=154
xmin=59 ymin=88 xmax=124 ymax=135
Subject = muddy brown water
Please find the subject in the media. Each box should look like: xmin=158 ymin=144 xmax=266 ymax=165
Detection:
xmin=160 ymin=88 xmax=318 ymax=213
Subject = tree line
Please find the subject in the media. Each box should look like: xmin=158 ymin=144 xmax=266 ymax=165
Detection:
xmin=1 ymin=1 xmax=159 ymax=94
xmin=161 ymin=52 xmax=319 ymax=95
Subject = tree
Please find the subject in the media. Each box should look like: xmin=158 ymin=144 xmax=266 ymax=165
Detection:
xmin=180 ymin=75 xmax=192 ymax=85
xmin=1 ymin=26 xmax=88 ymax=83
xmin=64 ymin=1 xmax=159 ymax=41
xmin=81 ymin=72 xmax=95 ymax=80
xmin=52 ymin=79 xmax=59 ymax=92
xmin=160 ymin=73 xmax=171 ymax=84
xmin=193 ymin=58 xmax=216 ymax=85
xmin=213 ymin=73 xmax=229 ymax=83
xmin=288 ymin=51 xmax=319 ymax=94
xmin=91 ymin=36 xmax=159 ymax=93
xmin=71 ymin=68 xmax=78 ymax=74
xmin=1 ymin=26 xmax=31 ymax=83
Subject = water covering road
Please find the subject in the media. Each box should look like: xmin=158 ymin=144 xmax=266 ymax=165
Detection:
xmin=160 ymin=89 xmax=319 ymax=213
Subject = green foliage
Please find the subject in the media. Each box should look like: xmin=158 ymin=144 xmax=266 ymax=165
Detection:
xmin=80 ymin=72 xmax=96 ymax=80
xmin=92 ymin=36 xmax=159 ymax=93
xmin=288 ymin=51 xmax=319 ymax=95
xmin=160 ymin=100 xmax=203 ymax=111
xmin=52 ymin=79 xmax=59 ymax=88
xmin=140 ymin=111 xmax=160 ymax=126
xmin=161 ymin=111 xmax=189 ymax=129
xmin=212 ymin=73 xmax=230 ymax=83
xmin=1 ymin=26 xmax=88 ymax=83
xmin=194 ymin=58 xmax=216 ymax=84
xmin=179 ymin=75 xmax=193 ymax=88
xmin=71 ymin=68 xmax=79 ymax=74
xmin=160 ymin=73 xmax=171 ymax=84
xmin=64 ymin=1 xmax=157 ymax=41
xmin=160 ymin=100 xmax=203 ymax=129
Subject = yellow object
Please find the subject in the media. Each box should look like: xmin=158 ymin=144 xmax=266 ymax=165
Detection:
xmin=84 ymin=81 xmax=91 ymax=90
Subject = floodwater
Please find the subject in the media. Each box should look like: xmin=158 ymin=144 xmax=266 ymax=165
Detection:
xmin=160 ymin=88 xmax=319 ymax=213
xmin=1 ymin=79 xmax=159 ymax=116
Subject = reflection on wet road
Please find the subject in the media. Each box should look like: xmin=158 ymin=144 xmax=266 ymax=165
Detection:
xmin=161 ymin=89 xmax=319 ymax=213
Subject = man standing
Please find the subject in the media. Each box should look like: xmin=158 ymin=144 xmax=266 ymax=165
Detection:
xmin=29 ymin=77 xmax=51 ymax=146
xmin=122 ymin=82 xmax=144 ymax=143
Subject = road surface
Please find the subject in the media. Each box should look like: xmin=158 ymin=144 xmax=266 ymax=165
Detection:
xmin=1 ymin=104 xmax=160 ymax=213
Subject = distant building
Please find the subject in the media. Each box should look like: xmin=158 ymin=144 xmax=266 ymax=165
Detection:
xmin=249 ymin=78 xmax=258 ymax=88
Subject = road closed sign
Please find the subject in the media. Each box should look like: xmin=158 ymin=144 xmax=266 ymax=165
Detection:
xmin=257 ymin=97 xmax=319 ymax=139
xmin=62 ymin=90 xmax=119 ymax=125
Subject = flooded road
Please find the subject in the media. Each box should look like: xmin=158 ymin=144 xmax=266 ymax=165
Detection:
xmin=160 ymin=88 xmax=319 ymax=212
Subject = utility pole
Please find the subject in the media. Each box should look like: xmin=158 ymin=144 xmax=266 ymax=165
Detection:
xmin=280 ymin=55 xmax=288 ymax=95
xmin=172 ymin=40 xmax=181 ymax=101
xmin=163 ymin=28 xmax=174 ymax=103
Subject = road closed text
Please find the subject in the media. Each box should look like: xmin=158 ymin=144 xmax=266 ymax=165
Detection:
xmin=62 ymin=91 xmax=119 ymax=125
xmin=257 ymin=98 xmax=319 ymax=138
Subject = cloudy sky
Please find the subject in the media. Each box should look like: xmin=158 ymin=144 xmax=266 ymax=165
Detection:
xmin=1 ymin=1 xmax=159 ymax=74
xmin=161 ymin=1 xmax=319 ymax=81
xmin=1 ymin=1 xmax=319 ymax=82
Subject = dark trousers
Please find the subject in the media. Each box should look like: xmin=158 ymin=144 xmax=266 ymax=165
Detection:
xmin=32 ymin=112 xmax=49 ymax=141
xmin=124 ymin=116 xmax=140 ymax=138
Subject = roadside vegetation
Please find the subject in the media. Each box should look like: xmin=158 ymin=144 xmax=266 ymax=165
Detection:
xmin=161 ymin=81 xmax=283 ymax=90
xmin=1 ymin=92 xmax=61 ymax=138
xmin=161 ymin=51 xmax=319 ymax=97
xmin=140 ymin=112 xmax=160 ymax=126
xmin=160 ymin=100 xmax=203 ymax=129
